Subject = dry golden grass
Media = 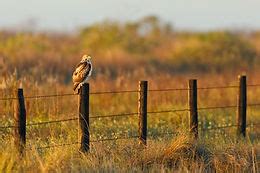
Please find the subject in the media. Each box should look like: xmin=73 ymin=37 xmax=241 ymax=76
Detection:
xmin=0 ymin=134 xmax=259 ymax=172
xmin=0 ymin=72 xmax=260 ymax=172
xmin=1 ymin=20 xmax=260 ymax=171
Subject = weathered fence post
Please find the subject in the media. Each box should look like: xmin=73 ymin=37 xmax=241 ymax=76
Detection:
xmin=188 ymin=79 xmax=198 ymax=139
xmin=237 ymin=75 xmax=247 ymax=138
xmin=78 ymin=83 xmax=90 ymax=152
xmin=14 ymin=88 xmax=26 ymax=155
xmin=138 ymin=81 xmax=148 ymax=145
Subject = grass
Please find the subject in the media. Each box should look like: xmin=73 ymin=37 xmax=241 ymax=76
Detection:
xmin=0 ymin=73 xmax=260 ymax=172
xmin=0 ymin=134 xmax=259 ymax=172
xmin=1 ymin=17 xmax=260 ymax=171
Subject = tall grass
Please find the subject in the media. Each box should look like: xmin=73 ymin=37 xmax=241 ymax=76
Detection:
xmin=0 ymin=133 xmax=259 ymax=172
xmin=0 ymin=73 xmax=260 ymax=172
xmin=1 ymin=16 xmax=260 ymax=172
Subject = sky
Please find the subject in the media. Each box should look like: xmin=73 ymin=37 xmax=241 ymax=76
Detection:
xmin=1 ymin=0 xmax=260 ymax=32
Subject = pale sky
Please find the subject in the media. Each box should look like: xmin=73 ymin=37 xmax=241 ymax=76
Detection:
xmin=1 ymin=0 xmax=260 ymax=32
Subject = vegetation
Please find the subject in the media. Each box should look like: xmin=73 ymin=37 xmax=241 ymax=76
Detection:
xmin=0 ymin=16 xmax=260 ymax=172
xmin=1 ymin=135 xmax=260 ymax=172
xmin=0 ymin=16 xmax=259 ymax=83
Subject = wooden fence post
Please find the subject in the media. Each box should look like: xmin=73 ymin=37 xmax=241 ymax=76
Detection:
xmin=138 ymin=81 xmax=148 ymax=145
xmin=237 ymin=75 xmax=247 ymax=138
xmin=78 ymin=83 xmax=90 ymax=152
xmin=14 ymin=88 xmax=26 ymax=155
xmin=188 ymin=79 xmax=198 ymax=139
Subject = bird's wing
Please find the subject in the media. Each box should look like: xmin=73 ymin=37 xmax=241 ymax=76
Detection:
xmin=72 ymin=62 xmax=91 ymax=83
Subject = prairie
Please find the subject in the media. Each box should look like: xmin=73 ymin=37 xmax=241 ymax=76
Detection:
xmin=0 ymin=17 xmax=260 ymax=172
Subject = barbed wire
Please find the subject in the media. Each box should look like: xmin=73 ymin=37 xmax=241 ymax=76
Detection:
xmin=90 ymin=108 xmax=190 ymax=119
xmin=248 ymin=103 xmax=260 ymax=107
xmin=247 ymin=123 xmax=260 ymax=127
xmin=30 ymin=122 xmax=260 ymax=150
xmin=1 ymin=103 xmax=260 ymax=129
xmin=0 ymin=97 xmax=17 ymax=101
xmin=148 ymin=109 xmax=189 ymax=115
xmin=90 ymin=112 xmax=138 ymax=119
xmin=25 ymin=93 xmax=76 ymax=99
xmin=0 ymin=113 xmax=137 ymax=129
xmin=91 ymin=135 xmax=139 ymax=142
xmin=90 ymin=90 xmax=138 ymax=95
xmin=149 ymin=88 xmax=188 ymax=92
xmin=1 ymin=84 xmax=260 ymax=101
xmin=0 ymin=93 xmax=77 ymax=101
xmin=26 ymin=117 xmax=78 ymax=127
xmin=197 ymin=86 xmax=238 ymax=90
xmin=90 ymin=84 xmax=260 ymax=94
xmin=34 ymin=133 xmax=178 ymax=150
xmin=0 ymin=124 xmax=16 ymax=129
xmin=9 ymin=121 xmax=260 ymax=150
xmin=149 ymin=131 xmax=176 ymax=137
xmin=34 ymin=142 xmax=79 ymax=150
xmin=201 ymin=123 xmax=260 ymax=131
xmin=201 ymin=124 xmax=238 ymax=131
xmin=0 ymin=90 xmax=139 ymax=101
xmin=247 ymin=84 xmax=260 ymax=87
xmin=198 ymin=105 xmax=237 ymax=110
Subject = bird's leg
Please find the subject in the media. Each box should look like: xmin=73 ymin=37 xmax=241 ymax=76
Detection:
xmin=77 ymin=82 xmax=84 ymax=94
xmin=79 ymin=82 xmax=83 ymax=88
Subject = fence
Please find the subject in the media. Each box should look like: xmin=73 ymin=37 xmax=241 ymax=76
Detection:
xmin=1 ymin=75 xmax=260 ymax=154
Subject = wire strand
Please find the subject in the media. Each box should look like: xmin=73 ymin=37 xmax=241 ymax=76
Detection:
xmin=34 ymin=142 xmax=79 ymax=150
xmin=248 ymin=103 xmax=260 ymax=107
xmin=198 ymin=105 xmax=237 ymax=110
xmin=148 ymin=109 xmax=189 ymax=114
xmin=149 ymin=88 xmax=188 ymax=92
xmin=197 ymin=86 xmax=238 ymax=90
xmin=90 ymin=90 xmax=138 ymax=95
xmin=201 ymin=124 xmax=238 ymax=131
xmin=90 ymin=112 xmax=138 ymax=119
xmin=0 ymin=93 xmax=76 ymax=101
xmin=15 ymin=122 xmax=260 ymax=150
xmin=201 ymin=123 xmax=260 ymax=131
xmin=26 ymin=117 xmax=78 ymax=127
xmin=247 ymin=84 xmax=260 ymax=87
xmin=91 ymin=135 xmax=139 ymax=142
xmin=0 ymin=84 xmax=259 ymax=101
xmin=149 ymin=131 xmax=176 ymax=137
xmin=1 ymin=103 xmax=260 ymax=129
xmin=0 ymin=125 xmax=16 ymax=129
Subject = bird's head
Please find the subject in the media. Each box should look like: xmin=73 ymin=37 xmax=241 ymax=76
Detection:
xmin=81 ymin=55 xmax=92 ymax=62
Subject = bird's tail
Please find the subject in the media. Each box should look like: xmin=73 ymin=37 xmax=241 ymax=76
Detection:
xmin=73 ymin=83 xmax=80 ymax=93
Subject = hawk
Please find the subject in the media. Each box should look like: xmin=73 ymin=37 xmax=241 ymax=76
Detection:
xmin=72 ymin=55 xmax=92 ymax=93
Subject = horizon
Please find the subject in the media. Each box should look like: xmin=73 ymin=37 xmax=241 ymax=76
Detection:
xmin=1 ymin=0 xmax=260 ymax=32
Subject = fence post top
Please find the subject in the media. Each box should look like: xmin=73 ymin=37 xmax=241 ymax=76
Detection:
xmin=81 ymin=83 xmax=89 ymax=90
xmin=17 ymin=88 xmax=24 ymax=98
xmin=82 ymin=83 xmax=89 ymax=86
xmin=238 ymin=75 xmax=246 ymax=79
xmin=18 ymin=88 xmax=23 ymax=92
xmin=79 ymin=83 xmax=89 ymax=96
xmin=188 ymin=79 xmax=197 ymax=87
xmin=189 ymin=79 xmax=197 ymax=81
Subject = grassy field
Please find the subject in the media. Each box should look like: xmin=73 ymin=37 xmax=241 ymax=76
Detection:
xmin=0 ymin=16 xmax=260 ymax=172
xmin=0 ymin=73 xmax=260 ymax=172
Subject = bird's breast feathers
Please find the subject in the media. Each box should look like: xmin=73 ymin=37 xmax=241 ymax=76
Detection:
xmin=72 ymin=62 xmax=92 ymax=83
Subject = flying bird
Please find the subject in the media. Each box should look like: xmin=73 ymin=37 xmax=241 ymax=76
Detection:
xmin=72 ymin=55 xmax=92 ymax=93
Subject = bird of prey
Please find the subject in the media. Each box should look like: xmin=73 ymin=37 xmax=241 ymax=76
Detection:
xmin=72 ymin=55 xmax=92 ymax=93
